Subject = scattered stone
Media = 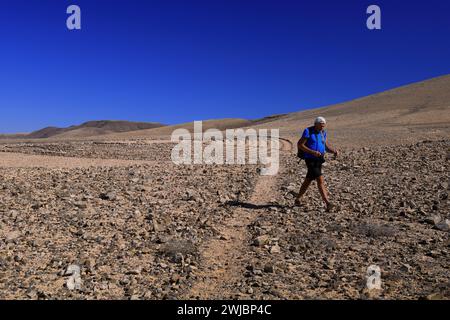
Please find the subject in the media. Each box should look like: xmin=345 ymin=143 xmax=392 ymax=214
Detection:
xmin=254 ymin=235 xmax=270 ymax=247
xmin=26 ymin=289 xmax=38 ymax=299
xmin=171 ymin=274 xmax=180 ymax=284
xmin=263 ymin=264 xmax=275 ymax=273
xmin=253 ymin=269 xmax=263 ymax=276
xmin=425 ymin=214 xmax=441 ymax=225
xmin=74 ymin=201 xmax=88 ymax=209
xmin=270 ymin=244 xmax=281 ymax=254
xmin=82 ymin=258 xmax=96 ymax=270
xmin=435 ymin=219 xmax=450 ymax=232
xmin=400 ymin=264 xmax=413 ymax=273
xmin=126 ymin=268 xmax=142 ymax=275
xmin=152 ymin=219 xmax=164 ymax=232
xmin=99 ymin=191 xmax=117 ymax=200
xmin=6 ymin=231 xmax=21 ymax=242
xmin=183 ymin=189 xmax=198 ymax=201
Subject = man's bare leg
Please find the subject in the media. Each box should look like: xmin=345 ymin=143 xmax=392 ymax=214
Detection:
xmin=316 ymin=175 xmax=333 ymax=211
xmin=295 ymin=177 xmax=313 ymax=205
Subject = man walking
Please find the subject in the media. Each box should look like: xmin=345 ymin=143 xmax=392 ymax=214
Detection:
xmin=295 ymin=117 xmax=338 ymax=212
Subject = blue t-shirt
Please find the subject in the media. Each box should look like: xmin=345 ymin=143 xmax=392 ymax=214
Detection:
xmin=301 ymin=126 xmax=327 ymax=159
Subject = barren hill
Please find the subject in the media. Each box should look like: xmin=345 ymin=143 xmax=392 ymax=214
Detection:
xmin=98 ymin=118 xmax=254 ymax=140
xmin=247 ymin=74 xmax=450 ymax=148
xmin=26 ymin=120 xmax=166 ymax=139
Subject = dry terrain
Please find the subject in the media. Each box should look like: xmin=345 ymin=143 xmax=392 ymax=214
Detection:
xmin=0 ymin=75 xmax=448 ymax=299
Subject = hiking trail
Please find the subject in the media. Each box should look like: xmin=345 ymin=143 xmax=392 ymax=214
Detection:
xmin=185 ymin=138 xmax=293 ymax=299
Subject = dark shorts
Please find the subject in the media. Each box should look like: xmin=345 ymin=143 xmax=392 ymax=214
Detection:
xmin=305 ymin=158 xmax=324 ymax=179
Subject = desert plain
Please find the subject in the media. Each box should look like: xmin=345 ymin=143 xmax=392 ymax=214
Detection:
xmin=0 ymin=75 xmax=448 ymax=299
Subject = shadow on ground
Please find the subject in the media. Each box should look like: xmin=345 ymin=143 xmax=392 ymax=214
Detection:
xmin=224 ymin=200 xmax=286 ymax=210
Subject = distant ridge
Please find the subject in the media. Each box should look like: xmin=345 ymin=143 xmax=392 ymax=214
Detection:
xmin=26 ymin=120 xmax=166 ymax=139
xmin=27 ymin=127 xmax=66 ymax=139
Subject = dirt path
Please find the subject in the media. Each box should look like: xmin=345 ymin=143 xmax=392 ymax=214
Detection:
xmin=186 ymin=138 xmax=292 ymax=299
xmin=279 ymin=138 xmax=294 ymax=152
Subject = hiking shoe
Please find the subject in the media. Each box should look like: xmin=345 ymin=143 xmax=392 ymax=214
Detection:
xmin=326 ymin=202 xmax=335 ymax=212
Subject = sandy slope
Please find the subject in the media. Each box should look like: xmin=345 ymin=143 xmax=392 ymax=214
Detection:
xmin=248 ymin=74 xmax=450 ymax=148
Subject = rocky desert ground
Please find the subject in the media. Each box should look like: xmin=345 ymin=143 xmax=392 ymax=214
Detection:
xmin=0 ymin=75 xmax=449 ymax=300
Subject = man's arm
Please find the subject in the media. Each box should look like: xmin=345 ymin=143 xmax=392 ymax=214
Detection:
xmin=298 ymin=137 xmax=321 ymax=157
xmin=325 ymin=140 xmax=338 ymax=156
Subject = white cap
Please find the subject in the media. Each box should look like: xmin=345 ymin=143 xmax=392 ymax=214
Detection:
xmin=314 ymin=116 xmax=326 ymax=124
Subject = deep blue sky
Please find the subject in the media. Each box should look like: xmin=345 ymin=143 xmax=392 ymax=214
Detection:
xmin=0 ymin=0 xmax=449 ymax=133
